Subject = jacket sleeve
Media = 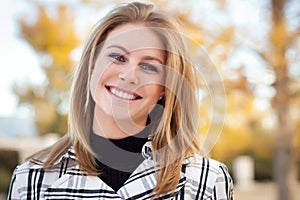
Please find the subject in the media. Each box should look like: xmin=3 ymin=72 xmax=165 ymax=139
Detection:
xmin=7 ymin=166 xmax=21 ymax=200
xmin=211 ymin=164 xmax=234 ymax=200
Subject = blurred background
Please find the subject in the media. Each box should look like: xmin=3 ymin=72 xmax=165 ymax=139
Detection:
xmin=0 ymin=0 xmax=299 ymax=199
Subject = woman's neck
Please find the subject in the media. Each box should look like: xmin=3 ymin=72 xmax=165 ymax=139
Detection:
xmin=92 ymin=106 xmax=146 ymax=139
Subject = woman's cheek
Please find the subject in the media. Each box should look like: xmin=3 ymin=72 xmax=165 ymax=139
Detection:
xmin=90 ymin=72 xmax=99 ymax=101
xmin=90 ymin=59 xmax=106 ymax=94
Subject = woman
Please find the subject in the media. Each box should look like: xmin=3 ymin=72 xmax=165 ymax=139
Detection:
xmin=8 ymin=2 xmax=233 ymax=199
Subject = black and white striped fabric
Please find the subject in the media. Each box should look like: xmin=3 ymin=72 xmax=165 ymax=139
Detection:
xmin=8 ymin=141 xmax=233 ymax=199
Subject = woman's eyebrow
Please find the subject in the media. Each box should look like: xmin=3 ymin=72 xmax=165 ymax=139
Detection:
xmin=107 ymin=45 xmax=129 ymax=54
xmin=142 ymin=56 xmax=163 ymax=64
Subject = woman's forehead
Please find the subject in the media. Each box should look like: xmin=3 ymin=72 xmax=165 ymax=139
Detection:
xmin=102 ymin=23 xmax=166 ymax=52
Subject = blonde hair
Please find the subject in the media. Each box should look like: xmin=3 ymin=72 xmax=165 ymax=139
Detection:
xmin=34 ymin=2 xmax=201 ymax=196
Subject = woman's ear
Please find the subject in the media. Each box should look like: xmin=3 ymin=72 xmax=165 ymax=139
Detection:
xmin=159 ymin=90 xmax=165 ymax=100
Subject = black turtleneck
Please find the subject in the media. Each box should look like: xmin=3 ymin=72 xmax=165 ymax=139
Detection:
xmin=90 ymin=128 xmax=149 ymax=191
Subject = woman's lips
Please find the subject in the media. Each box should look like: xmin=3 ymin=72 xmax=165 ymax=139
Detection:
xmin=105 ymin=85 xmax=142 ymax=100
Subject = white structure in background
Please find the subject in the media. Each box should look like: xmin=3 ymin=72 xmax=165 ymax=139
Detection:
xmin=233 ymin=155 xmax=255 ymax=188
xmin=0 ymin=117 xmax=39 ymax=138
xmin=0 ymin=117 xmax=60 ymax=163
xmin=0 ymin=134 xmax=59 ymax=162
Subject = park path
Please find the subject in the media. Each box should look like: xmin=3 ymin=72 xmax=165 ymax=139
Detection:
xmin=234 ymin=182 xmax=300 ymax=200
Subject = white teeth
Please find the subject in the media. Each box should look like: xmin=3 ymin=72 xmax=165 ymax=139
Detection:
xmin=110 ymin=88 xmax=136 ymax=100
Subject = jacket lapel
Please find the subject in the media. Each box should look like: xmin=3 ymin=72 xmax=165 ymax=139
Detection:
xmin=117 ymin=159 xmax=187 ymax=199
xmin=41 ymin=150 xmax=122 ymax=199
xmin=44 ymin=167 xmax=123 ymax=200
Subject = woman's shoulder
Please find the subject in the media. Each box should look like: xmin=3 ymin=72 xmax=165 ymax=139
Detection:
xmin=8 ymin=148 xmax=79 ymax=200
xmin=184 ymin=154 xmax=234 ymax=199
xmin=185 ymin=154 xmax=229 ymax=172
xmin=184 ymin=154 xmax=232 ymax=180
xmin=13 ymin=146 xmax=77 ymax=175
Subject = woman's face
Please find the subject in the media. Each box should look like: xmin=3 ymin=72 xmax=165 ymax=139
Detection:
xmin=90 ymin=23 xmax=165 ymax=127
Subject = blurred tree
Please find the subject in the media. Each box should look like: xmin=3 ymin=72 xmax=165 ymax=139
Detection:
xmin=263 ymin=0 xmax=298 ymax=199
xmin=250 ymin=0 xmax=300 ymax=199
xmin=14 ymin=3 xmax=80 ymax=136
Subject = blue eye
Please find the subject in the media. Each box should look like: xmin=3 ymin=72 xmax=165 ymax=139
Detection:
xmin=140 ymin=63 xmax=158 ymax=73
xmin=109 ymin=53 xmax=126 ymax=62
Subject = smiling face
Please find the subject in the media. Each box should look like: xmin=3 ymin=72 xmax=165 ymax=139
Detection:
xmin=90 ymin=23 xmax=166 ymax=133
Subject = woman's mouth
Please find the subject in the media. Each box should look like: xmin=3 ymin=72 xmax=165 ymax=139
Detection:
xmin=105 ymin=85 xmax=142 ymax=100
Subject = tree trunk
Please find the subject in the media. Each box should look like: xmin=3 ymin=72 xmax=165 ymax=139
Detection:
xmin=273 ymin=68 xmax=295 ymax=200
xmin=271 ymin=0 xmax=296 ymax=199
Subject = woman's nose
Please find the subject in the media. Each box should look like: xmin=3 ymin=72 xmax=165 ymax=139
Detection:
xmin=118 ymin=66 xmax=139 ymax=84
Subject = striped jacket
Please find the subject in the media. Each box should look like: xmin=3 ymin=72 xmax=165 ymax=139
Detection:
xmin=8 ymin=141 xmax=233 ymax=199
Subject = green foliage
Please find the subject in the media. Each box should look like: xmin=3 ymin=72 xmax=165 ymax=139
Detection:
xmin=0 ymin=150 xmax=18 ymax=194
xmin=254 ymin=157 xmax=273 ymax=181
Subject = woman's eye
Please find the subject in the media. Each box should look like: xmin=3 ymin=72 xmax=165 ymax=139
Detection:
xmin=109 ymin=53 xmax=126 ymax=62
xmin=140 ymin=63 xmax=159 ymax=73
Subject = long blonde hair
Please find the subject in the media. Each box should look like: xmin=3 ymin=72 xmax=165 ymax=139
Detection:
xmin=35 ymin=2 xmax=201 ymax=196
